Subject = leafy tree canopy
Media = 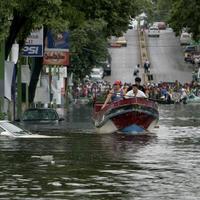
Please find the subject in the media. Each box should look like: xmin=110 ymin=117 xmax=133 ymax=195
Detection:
xmin=64 ymin=0 xmax=139 ymax=80
xmin=134 ymin=0 xmax=154 ymax=21
xmin=0 ymin=0 xmax=68 ymax=58
xmin=169 ymin=0 xmax=200 ymax=41
xmin=0 ymin=0 xmax=141 ymax=101
xmin=66 ymin=0 xmax=136 ymax=37
xmin=70 ymin=19 xmax=108 ymax=80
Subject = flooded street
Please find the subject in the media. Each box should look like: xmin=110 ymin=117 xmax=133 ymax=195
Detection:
xmin=1 ymin=104 xmax=200 ymax=199
xmin=0 ymin=28 xmax=198 ymax=200
xmin=1 ymin=1 xmax=199 ymax=199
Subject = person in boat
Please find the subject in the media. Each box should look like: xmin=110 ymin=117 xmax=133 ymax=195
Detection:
xmin=125 ymin=84 xmax=147 ymax=98
xmin=135 ymin=77 xmax=145 ymax=93
xmin=126 ymin=77 xmax=145 ymax=93
xmin=101 ymin=80 xmax=125 ymax=109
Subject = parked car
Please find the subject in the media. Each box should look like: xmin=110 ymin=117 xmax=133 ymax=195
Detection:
xmin=184 ymin=45 xmax=198 ymax=53
xmin=192 ymin=54 xmax=200 ymax=65
xmin=184 ymin=45 xmax=200 ymax=63
xmin=16 ymin=108 xmax=64 ymax=132
xmin=0 ymin=120 xmax=31 ymax=137
xmin=115 ymin=36 xmax=127 ymax=47
xmin=0 ymin=120 xmax=58 ymax=138
xmin=90 ymin=67 xmax=104 ymax=80
xmin=97 ymin=54 xmax=112 ymax=76
xmin=148 ymin=26 xmax=160 ymax=37
xmin=153 ymin=22 xmax=166 ymax=30
xmin=184 ymin=52 xmax=193 ymax=63
xmin=128 ymin=23 xmax=133 ymax=29
xmin=103 ymin=61 xmax=111 ymax=76
xmin=180 ymin=32 xmax=191 ymax=45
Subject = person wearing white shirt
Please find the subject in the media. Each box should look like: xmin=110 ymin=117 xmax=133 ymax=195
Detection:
xmin=125 ymin=84 xmax=147 ymax=98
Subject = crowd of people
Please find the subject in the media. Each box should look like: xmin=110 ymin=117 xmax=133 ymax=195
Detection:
xmin=71 ymin=80 xmax=112 ymax=100
xmin=70 ymin=76 xmax=200 ymax=106
xmin=100 ymin=77 xmax=200 ymax=108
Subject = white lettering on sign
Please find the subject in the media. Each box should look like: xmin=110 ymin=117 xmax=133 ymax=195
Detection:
xmin=23 ymin=46 xmax=39 ymax=54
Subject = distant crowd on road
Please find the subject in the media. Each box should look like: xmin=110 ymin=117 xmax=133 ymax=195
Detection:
xmin=71 ymin=80 xmax=112 ymax=100
xmin=121 ymin=78 xmax=199 ymax=104
xmin=71 ymin=76 xmax=200 ymax=106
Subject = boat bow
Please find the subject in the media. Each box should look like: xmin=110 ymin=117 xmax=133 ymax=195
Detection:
xmin=92 ymin=97 xmax=159 ymax=134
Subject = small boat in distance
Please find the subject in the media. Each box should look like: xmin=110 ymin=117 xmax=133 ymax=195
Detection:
xmin=92 ymin=97 xmax=159 ymax=134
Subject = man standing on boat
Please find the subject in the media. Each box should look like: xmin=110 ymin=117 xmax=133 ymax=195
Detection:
xmin=125 ymin=84 xmax=147 ymax=98
xmin=101 ymin=80 xmax=125 ymax=109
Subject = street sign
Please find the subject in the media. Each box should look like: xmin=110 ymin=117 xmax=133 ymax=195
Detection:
xmin=22 ymin=28 xmax=43 ymax=57
xmin=43 ymin=49 xmax=69 ymax=65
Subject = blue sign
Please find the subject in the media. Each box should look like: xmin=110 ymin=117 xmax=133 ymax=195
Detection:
xmin=46 ymin=31 xmax=69 ymax=49
xmin=22 ymin=28 xmax=43 ymax=57
xmin=22 ymin=45 xmax=43 ymax=57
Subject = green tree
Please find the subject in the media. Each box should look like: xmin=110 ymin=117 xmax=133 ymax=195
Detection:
xmin=70 ymin=19 xmax=108 ymax=81
xmin=0 ymin=0 xmax=69 ymax=103
xmin=68 ymin=0 xmax=136 ymax=36
xmin=134 ymin=0 xmax=154 ymax=22
xmin=1 ymin=0 xmax=140 ymax=103
xmin=67 ymin=0 xmax=138 ymax=82
xmin=169 ymin=0 xmax=200 ymax=40
xmin=0 ymin=0 xmax=66 ymax=58
xmin=151 ymin=0 xmax=173 ymax=22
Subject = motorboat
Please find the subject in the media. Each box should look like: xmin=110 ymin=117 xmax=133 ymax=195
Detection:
xmin=92 ymin=97 xmax=159 ymax=134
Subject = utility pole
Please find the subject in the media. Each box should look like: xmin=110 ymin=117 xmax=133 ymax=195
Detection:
xmin=49 ymin=66 xmax=52 ymax=107
xmin=0 ymin=40 xmax=5 ymax=117
xmin=11 ymin=43 xmax=19 ymax=120
xmin=17 ymin=61 xmax=22 ymax=119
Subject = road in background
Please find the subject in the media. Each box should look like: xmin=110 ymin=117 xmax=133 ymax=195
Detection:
xmin=147 ymin=29 xmax=192 ymax=83
xmin=104 ymin=29 xmax=140 ymax=84
xmin=105 ymin=28 xmax=192 ymax=85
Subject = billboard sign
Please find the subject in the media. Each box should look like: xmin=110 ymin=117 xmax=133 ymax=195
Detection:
xmin=43 ymin=31 xmax=70 ymax=65
xmin=43 ymin=49 xmax=69 ymax=65
xmin=45 ymin=31 xmax=69 ymax=49
xmin=22 ymin=28 xmax=43 ymax=57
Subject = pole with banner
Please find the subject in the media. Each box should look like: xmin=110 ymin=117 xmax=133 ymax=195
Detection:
xmin=49 ymin=66 xmax=52 ymax=106
xmin=22 ymin=28 xmax=43 ymax=107
xmin=17 ymin=60 xmax=22 ymax=119
xmin=0 ymin=40 xmax=5 ymax=118
xmin=11 ymin=43 xmax=19 ymax=120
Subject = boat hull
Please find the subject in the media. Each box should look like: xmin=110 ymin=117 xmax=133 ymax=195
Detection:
xmin=93 ymin=98 xmax=159 ymax=134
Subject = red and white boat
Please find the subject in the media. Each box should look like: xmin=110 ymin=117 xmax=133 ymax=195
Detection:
xmin=92 ymin=97 xmax=159 ymax=134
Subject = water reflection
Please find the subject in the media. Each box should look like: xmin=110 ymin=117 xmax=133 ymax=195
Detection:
xmin=159 ymin=104 xmax=200 ymax=127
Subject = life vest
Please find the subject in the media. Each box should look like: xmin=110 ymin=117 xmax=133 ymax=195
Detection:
xmin=111 ymin=89 xmax=124 ymax=101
